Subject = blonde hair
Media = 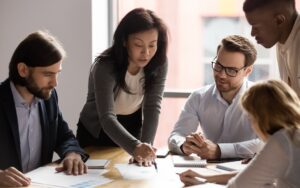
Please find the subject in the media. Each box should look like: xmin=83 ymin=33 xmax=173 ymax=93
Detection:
xmin=241 ymin=80 xmax=300 ymax=143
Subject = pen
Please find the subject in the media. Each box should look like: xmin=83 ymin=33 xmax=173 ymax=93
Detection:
xmin=153 ymin=160 xmax=158 ymax=172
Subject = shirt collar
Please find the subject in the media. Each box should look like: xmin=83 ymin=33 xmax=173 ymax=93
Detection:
xmin=212 ymin=79 xmax=249 ymax=104
xmin=277 ymin=15 xmax=300 ymax=51
xmin=10 ymin=81 xmax=40 ymax=108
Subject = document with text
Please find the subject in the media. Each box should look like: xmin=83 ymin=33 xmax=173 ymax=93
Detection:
xmin=26 ymin=166 xmax=112 ymax=188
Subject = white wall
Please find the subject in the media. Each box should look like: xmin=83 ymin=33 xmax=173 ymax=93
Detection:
xmin=0 ymin=0 xmax=107 ymax=134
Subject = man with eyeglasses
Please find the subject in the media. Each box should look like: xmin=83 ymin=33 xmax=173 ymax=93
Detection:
xmin=168 ymin=35 xmax=263 ymax=160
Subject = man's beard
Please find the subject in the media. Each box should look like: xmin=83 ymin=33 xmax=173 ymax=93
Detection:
xmin=25 ymin=75 xmax=53 ymax=100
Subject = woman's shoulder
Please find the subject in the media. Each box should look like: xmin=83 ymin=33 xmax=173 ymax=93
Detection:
xmin=273 ymin=129 xmax=299 ymax=140
xmin=92 ymin=57 xmax=115 ymax=72
xmin=271 ymin=129 xmax=300 ymax=152
xmin=271 ymin=129 xmax=289 ymax=144
xmin=153 ymin=59 xmax=168 ymax=72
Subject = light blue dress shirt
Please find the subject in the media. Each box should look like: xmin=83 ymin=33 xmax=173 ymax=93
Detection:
xmin=168 ymin=80 xmax=263 ymax=158
xmin=10 ymin=82 xmax=42 ymax=173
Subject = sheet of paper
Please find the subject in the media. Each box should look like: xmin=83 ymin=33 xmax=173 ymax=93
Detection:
xmin=115 ymin=164 xmax=157 ymax=180
xmin=26 ymin=166 xmax=112 ymax=188
xmin=114 ymin=160 xmax=192 ymax=187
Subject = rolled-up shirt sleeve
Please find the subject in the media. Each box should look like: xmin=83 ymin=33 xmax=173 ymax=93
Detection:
xmin=219 ymin=138 xmax=264 ymax=158
xmin=168 ymin=92 xmax=200 ymax=154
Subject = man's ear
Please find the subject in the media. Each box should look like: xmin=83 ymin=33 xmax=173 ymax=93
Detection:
xmin=245 ymin=65 xmax=253 ymax=77
xmin=274 ymin=14 xmax=286 ymax=27
xmin=17 ymin=63 xmax=29 ymax=78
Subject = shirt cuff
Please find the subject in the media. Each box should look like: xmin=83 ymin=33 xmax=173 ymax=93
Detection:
xmin=168 ymin=137 xmax=185 ymax=155
xmin=218 ymin=143 xmax=236 ymax=158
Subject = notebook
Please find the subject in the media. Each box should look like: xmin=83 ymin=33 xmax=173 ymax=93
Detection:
xmin=172 ymin=155 xmax=207 ymax=167
xmin=85 ymin=159 xmax=110 ymax=169
xmin=216 ymin=160 xmax=247 ymax=171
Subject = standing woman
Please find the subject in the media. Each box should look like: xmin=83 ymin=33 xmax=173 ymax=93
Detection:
xmin=77 ymin=8 xmax=168 ymax=166
xmin=179 ymin=80 xmax=300 ymax=187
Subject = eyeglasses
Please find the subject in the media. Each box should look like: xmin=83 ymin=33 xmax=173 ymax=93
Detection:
xmin=211 ymin=59 xmax=247 ymax=77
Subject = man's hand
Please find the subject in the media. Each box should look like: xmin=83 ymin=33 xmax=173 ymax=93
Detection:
xmin=129 ymin=157 xmax=154 ymax=167
xmin=182 ymin=132 xmax=220 ymax=159
xmin=182 ymin=132 xmax=206 ymax=155
xmin=55 ymin=152 xmax=87 ymax=175
xmin=0 ymin=167 xmax=31 ymax=187
xmin=132 ymin=143 xmax=156 ymax=166
xmin=196 ymin=139 xmax=221 ymax=159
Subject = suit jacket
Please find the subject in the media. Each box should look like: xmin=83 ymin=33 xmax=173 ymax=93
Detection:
xmin=0 ymin=79 xmax=88 ymax=172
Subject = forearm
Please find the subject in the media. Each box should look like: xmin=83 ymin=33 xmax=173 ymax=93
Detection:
xmin=101 ymin=114 xmax=141 ymax=155
xmin=141 ymin=63 xmax=167 ymax=143
xmin=219 ymin=138 xmax=263 ymax=158
xmin=168 ymin=120 xmax=199 ymax=155
xmin=207 ymin=172 xmax=237 ymax=185
xmin=168 ymin=134 xmax=185 ymax=154
xmin=140 ymin=109 xmax=160 ymax=144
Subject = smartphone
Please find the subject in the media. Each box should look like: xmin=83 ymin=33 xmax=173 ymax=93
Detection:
xmin=156 ymin=147 xmax=169 ymax=158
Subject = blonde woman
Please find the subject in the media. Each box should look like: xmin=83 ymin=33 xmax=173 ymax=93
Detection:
xmin=179 ymin=79 xmax=300 ymax=188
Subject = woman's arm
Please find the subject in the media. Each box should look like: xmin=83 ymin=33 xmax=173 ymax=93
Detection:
xmin=141 ymin=61 xmax=168 ymax=144
xmin=92 ymin=61 xmax=141 ymax=154
xmin=179 ymin=169 xmax=237 ymax=186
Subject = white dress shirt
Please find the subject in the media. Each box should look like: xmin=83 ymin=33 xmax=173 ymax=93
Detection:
xmin=277 ymin=15 xmax=300 ymax=96
xmin=168 ymin=80 xmax=262 ymax=158
xmin=227 ymin=129 xmax=300 ymax=188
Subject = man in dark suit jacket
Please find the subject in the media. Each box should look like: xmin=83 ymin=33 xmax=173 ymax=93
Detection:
xmin=0 ymin=31 xmax=88 ymax=187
